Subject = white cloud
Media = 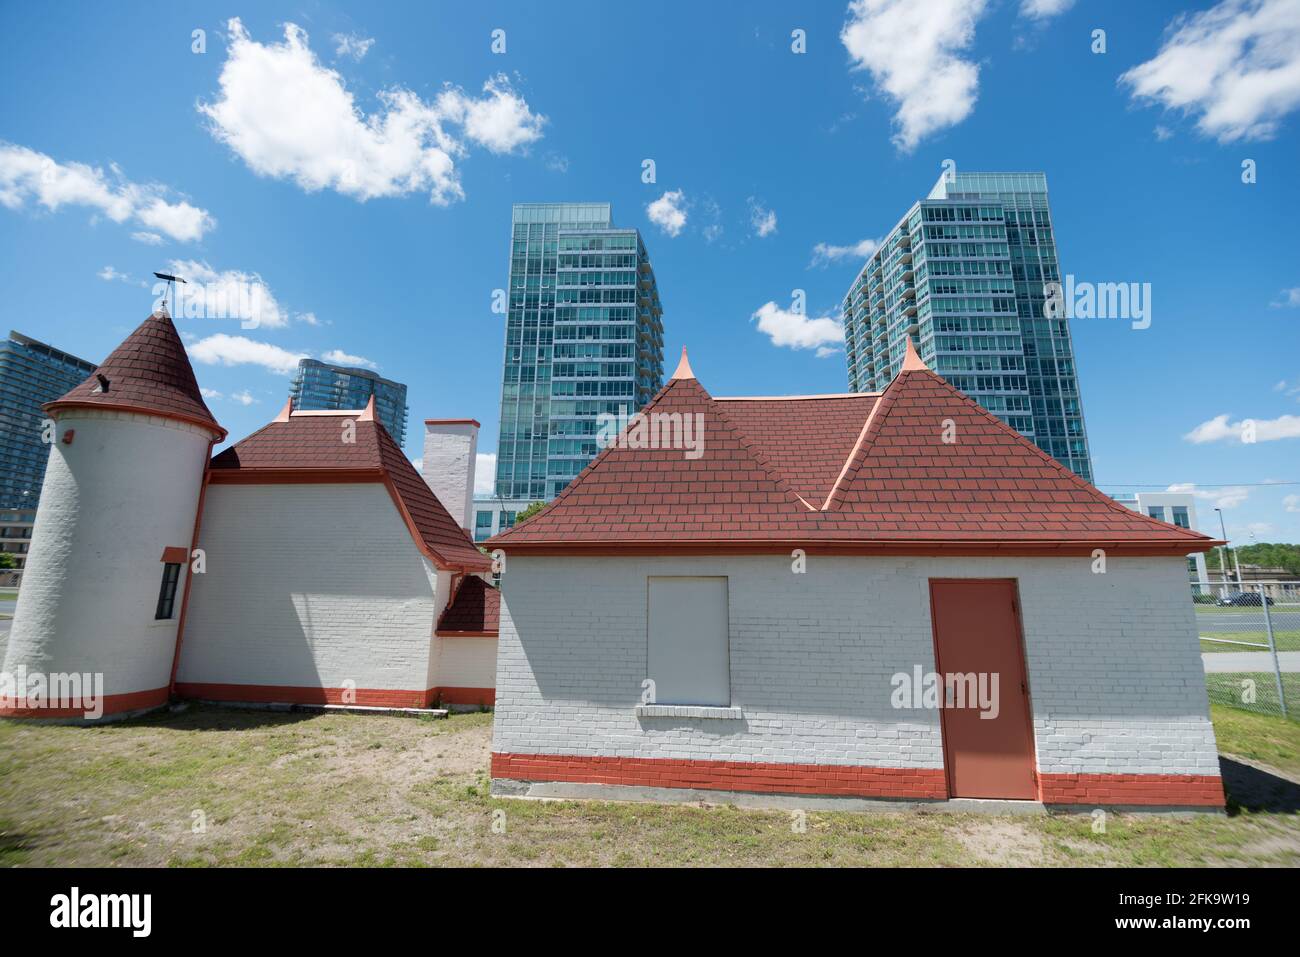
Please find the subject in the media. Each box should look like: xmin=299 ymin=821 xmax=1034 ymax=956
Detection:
xmin=200 ymin=387 xmax=223 ymax=399
xmin=131 ymin=230 xmax=163 ymax=245
xmin=1166 ymin=482 xmax=1252 ymax=509
xmin=748 ymin=197 xmax=777 ymax=237
xmin=1284 ymin=493 xmax=1300 ymax=512
xmin=437 ymin=75 xmax=546 ymax=154
xmin=165 ymin=259 xmax=290 ymax=329
xmin=543 ymin=152 xmax=569 ymax=173
xmin=199 ymin=20 xmax=544 ymax=204
xmin=1021 ymin=0 xmax=1075 ymax=18
xmin=298 ymin=311 xmax=322 ymax=326
xmin=840 ymin=0 xmax=990 ymax=151
xmin=333 ymin=32 xmax=374 ymax=61
xmin=1183 ymin=412 xmax=1300 ymax=443
xmin=474 ymin=452 xmax=497 ymax=495
xmin=97 ymin=265 xmax=144 ymax=286
xmin=0 ymin=142 xmax=215 ymax=241
xmin=646 ymin=189 xmax=687 ymax=237
xmin=810 ymin=236 xmax=882 ymax=267
xmin=1120 ymin=0 xmax=1300 ymax=143
xmin=230 ymin=389 xmax=257 ymax=406
xmin=1271 ymin=286 xmax=1300 ymax=307
xmin=751 ymin=301 xmax=845 ymax=352
xmin=187 ymin=334 xmax=308 ymax=375
xmin=321 ymin=348 xmax=378 ymax=369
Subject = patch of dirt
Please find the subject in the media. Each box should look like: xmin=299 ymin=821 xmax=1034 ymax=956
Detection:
xmin=955 ymin=820 xmax=1048 ymax=866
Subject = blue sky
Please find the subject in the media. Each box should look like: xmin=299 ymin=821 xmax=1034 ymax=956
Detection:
xmin=1 ymin=0 xmax=1298 ymax=543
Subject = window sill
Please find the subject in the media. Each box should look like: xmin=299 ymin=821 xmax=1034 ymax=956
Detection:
xmin=636 ymin=704 xmax=742 ymax=720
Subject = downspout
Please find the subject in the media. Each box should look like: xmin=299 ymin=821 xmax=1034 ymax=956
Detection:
xmin=167 ymin=437 xmax=216 ymax=698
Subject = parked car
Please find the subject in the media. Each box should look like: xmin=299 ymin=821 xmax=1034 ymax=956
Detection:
xmin=1217 ymin=592 xmax=1276 ymax=606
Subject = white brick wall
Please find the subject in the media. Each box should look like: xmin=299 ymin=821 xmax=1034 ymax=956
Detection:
xmin=421 ymin=423 xmax=477 ymax=532
xmin=431 ymin=636 xmax=498 ymax=689
xmin=5 ymin=408 xmax=213 ymax=698
xmin=492 ymin=555 xmax=1219 ymax=776
xmin=180 ymin=483 xmax=451 ymax=692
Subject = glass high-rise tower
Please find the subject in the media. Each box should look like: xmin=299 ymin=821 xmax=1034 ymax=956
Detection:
xmin=842 ymin=171 xmax=1093 ymax=482
xmin=494 ymin=203 xmax=664 ymax=501
xmin=0 ymin=330 xmax=97 ymax=510
xmin=289 ymin=359 xmax=409 ymax=445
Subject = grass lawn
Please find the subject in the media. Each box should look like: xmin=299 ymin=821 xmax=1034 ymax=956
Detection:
xmin=1199 ymin=631 xmax=1300 ymax=652
xmin=1 ymin=704 xmax=1298 ymax=867
xmin=1205 ymin=672 xmax=1300 ymax=721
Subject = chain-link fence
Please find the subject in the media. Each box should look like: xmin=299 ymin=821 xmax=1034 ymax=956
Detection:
xmin=1193 ymin=579 xmax=1298 ymax=721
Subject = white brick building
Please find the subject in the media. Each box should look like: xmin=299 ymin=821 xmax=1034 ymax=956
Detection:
xmin=487 ymin=345 xmax=1226 ymax=809
xmin=2 ymin=312 xmax=500 ymax=719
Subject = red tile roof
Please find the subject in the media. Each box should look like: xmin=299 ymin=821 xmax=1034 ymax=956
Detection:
xmin=436 ymin=575 xmax=500 ymax=636
xmin=211 ymin=403 xmax=490 ymax=572
xmin=46 ymin=311 xmax=225 ymax=438
xmin=715 ymin=394 xmax=878 ymax=504
xmin=490 ymin=344 xmax=1218 ymax=556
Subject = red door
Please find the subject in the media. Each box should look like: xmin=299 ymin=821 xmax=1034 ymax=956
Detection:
xmin=928 ymin=579 xmax=1037 ymax=800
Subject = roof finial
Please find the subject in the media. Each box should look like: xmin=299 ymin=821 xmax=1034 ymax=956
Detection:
xmin=357 ymin=394 xmax=377 ymax=421
xmin=273 ymin=396 xmax=293 ymax=422
xmin=901 ymin=335 xmax=928 ymax=372
xmin=671 ymin=346 xmax=695 ymax=380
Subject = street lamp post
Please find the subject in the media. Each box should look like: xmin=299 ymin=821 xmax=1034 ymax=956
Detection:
xmin=1214 ymin=507 xmax=1231 ymax=596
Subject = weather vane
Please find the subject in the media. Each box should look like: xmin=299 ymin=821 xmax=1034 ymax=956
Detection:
xmin=152 ymin=271 xmax=187 ymax=315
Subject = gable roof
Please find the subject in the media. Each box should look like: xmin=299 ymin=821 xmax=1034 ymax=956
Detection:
xmin=46 ymin=310 xmax=225 ymax=439
xmin=436 ymin=575 xmax=500 ymax=637
xmin=490 ymin=343 xmax=1218 ymax=556
xmin=211 ymin=400 xmax=489 ymax=572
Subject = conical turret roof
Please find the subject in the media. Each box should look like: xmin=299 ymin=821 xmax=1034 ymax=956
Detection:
xmin=46 ymin=311 xmax=225 ymax=438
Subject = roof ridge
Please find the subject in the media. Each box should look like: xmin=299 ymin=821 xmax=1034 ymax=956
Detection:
xmin=822 ymin=370 xmax=913 ymax=511
xmin=708 ymin=391 xmax=819 ymax=512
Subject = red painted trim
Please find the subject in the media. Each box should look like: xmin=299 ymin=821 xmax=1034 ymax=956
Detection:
xmin=175 ymin=682 xmax=429 ymax=709
xmin=0 ymin=686 xmax=169 ymax=719
xmin=46 ymin=400 xmax=227 ymax=441
xmin=491 ymin=754 xmax=1227 ymax=807
xmin=208 ymin=468 xmax=385 ymax=485
xmin=1039 ymin=773 xmax=1225 ymax=807
xmin=173 ymin=682 xmax=496 ymax=709
xmin=378 ymin=472 xmax=492 ymax=573
xmin=491 ymin=753 xmax=948 ymax=799
xmin=431 ymin=686 xmax=495 ymax=706
xmin=168 ymin=437 xmax=216 ymax=696
xmin=435 ymin=630 xmax=498 ymax=638
xmin=491 ymin=541 xmax=1217 ymax=557
xmin=160 ymin=546 xmax=188 ymax=564
xmin=424 ymin=418 xmax=481 ymax=428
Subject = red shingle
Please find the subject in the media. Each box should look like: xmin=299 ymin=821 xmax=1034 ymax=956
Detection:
xmin=436 ymin=576 xmax=500 ymax=635
xmin=46 ymin=311 xmax=224 ymax=437
xmin=490 ymin=354 xmax=1217 ymax=554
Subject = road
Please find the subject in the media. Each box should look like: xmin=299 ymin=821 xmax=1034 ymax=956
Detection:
xmin=1201 ymin=650 xmax=1300 ymax=673
xmin=1195 ymin=610 xmax=1298 ymax=634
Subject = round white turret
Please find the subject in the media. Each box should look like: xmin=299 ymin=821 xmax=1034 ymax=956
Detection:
xmin=1 ymin=312 xmax=224 ymax=720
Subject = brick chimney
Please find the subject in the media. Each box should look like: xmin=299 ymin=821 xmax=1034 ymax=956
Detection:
xmin=421 ymin=419 xmax=479 ymax=533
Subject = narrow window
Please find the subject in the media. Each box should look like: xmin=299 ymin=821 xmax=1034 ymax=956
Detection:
xmin=155 ymin=563 xmax=181 ymax=620
xmin=646 ymin=577 xmax=730 ymax=706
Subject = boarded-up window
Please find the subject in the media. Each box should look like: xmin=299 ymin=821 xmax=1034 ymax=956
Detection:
xmin=646 ymin=577 xmax=730 ymax=706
